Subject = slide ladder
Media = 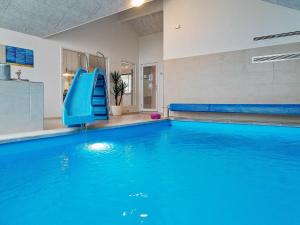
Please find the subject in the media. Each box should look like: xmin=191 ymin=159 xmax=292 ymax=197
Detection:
xmin=62 ymin=68 xmax=109 ymax=127
xmin=92 ymin=71 xmax=109 ymax=121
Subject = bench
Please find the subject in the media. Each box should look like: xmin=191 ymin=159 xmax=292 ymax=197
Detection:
xmin=168 ymin=104 xmax=300 ymax=116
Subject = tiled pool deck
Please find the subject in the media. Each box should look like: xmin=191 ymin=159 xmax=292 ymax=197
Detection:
xmin=0 ymin=113 xmax=159 ymax=144
xmin=1 ymin=112 xmax=300 ymax=144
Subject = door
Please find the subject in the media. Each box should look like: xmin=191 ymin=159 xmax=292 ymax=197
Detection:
xmin=120 ymin=61 xmax=137 ymax=113
xmin=141 ymin=64 xmax=158 ymax=111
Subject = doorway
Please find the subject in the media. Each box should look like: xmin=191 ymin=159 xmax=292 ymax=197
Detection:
xmin=61 ymin=49 xmax=85 ymax=101
xmin=120 ymin=61 xmax=137 ymax=113
xmin=141 ymin=63 xmax=158 ymax=111
xmin=61 ymin=48 xmax=109 ymax=103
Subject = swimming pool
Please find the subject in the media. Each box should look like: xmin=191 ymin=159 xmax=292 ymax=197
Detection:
xmin=0 ymin=120 xmax=300 ymax=225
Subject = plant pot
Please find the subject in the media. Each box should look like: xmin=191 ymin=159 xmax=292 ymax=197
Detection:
xmin=111 ymin=105 xmax=123 ymax=116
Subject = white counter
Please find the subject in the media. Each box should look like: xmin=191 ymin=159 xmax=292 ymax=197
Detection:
xmin=0 ymin=80 xmax=44 ymax=134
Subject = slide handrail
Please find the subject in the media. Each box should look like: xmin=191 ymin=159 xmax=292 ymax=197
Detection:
xmin=88 ymin=68 xmax=100 ymax=116
xmin=102 ymin=69 xmax=110 ymax=117
xmin=95 ymin=51 xmax=109 ymax=116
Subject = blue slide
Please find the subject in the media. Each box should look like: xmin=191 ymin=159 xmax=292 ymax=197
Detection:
xmin=62 ymin=68 xmax=109 ymax=127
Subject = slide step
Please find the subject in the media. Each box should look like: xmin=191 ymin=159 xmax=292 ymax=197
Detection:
xmin=93 ymin=88 xmax=105 ymax=96
xmin=96 ymin=80 xmax=104 ymax=87
xmin=92 ymin=97 xmax=106 ymax=106
xmin=93 ymin=106 xmax=107 ymax=115
xmin=94 ymin=115 xmax=109 ymax=120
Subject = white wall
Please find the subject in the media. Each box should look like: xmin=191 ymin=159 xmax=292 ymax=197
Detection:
xmin=0 ymin=14 xmax=140 ymax=118
xmin=49 ymin=15 xmax=139 ymax=73
xmin=164 ymin=0 xmax=300 ymax=60
xmin=0 ymin=28 xmax=61 ymax=118
xmin=49 ymin=15 xmax=140 ymax=112
xmin=139 ymin=32 xmax=164 ymax=112
xmin=139 ymin=33 xmax=163 ymax=64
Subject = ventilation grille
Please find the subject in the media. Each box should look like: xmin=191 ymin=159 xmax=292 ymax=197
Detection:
xmin=253 ymin=31 xmax=300 ymax=41
xmin=252 ymin=52 xmax=300 ymax=63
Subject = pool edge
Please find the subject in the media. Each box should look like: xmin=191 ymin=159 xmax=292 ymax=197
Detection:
xmin=2 ymin=117 xmax=300 ymax=145
xmin=0 ymin=119 xmax=170 ymax=145
xmin=170 ymin=117 xmax=300 ymax=128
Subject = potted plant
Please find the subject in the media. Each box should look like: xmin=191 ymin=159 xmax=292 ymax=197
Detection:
xmin=110 ymin=71 xmax=127 ymax=116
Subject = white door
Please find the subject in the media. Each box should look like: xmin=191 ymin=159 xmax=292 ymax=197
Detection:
xmin=120 ymin=61 xmax=138 ymax=113
xmin=141 ymin=63 xmax=158 ymax=111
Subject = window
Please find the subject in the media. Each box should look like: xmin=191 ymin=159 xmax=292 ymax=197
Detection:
xmin=120 ymin=61 xmax=136 ymax=108
xmin=121 ymin=73 xmax=132 ymax=94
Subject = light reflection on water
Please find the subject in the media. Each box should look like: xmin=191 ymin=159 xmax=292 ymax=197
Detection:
xmin=86 ymin=142 xmax=113 ymax=152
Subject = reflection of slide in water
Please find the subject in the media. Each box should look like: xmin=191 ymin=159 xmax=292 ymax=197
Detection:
xmin=63 ymin=68 xmax=109 ymax=127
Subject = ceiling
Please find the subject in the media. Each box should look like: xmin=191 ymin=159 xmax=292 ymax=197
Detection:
xmin=262 ymin=0 xmax=300 ymax=10
xmin=0 ymin=0 xmax=297 ymax=38
xmin=126 ymin=11 xmax=163 ymax=36
xmin=0 ymin=0 xmax=153 ymax=37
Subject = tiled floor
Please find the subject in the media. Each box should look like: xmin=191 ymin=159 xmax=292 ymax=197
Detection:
xmin=0 ymin=113 xmax=159 ymax=144
xmin=2 ymin=112 xmax=300 ymax=144
xmin=44 ymin=113 xmax=156 ymax=130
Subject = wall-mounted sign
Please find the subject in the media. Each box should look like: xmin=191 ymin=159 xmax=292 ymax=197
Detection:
xmin=0 ymin=45 xmax=5 ymax=64
xmin=5 ymin=45 xmax=34 ymax=67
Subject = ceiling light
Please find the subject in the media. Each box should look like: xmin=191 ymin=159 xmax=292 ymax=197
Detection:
xmin=131 ymin=0 xmax=145 ymax=7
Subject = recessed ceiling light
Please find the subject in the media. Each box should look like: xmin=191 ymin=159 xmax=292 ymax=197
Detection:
xmin=131 ymin=0 xmax=145 ymax=7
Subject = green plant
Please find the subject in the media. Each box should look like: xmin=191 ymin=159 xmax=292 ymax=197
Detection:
xmin=111 ymin=71 xmax=127 ymax=106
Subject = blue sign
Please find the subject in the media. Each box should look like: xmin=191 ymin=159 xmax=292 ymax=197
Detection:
xmin=16 ymin=48 xmax=26 ymax=65
xmin=25 ymin=49 xmax=34 ymax=66
xmin=5 ymin=46 xmax=34 ymax=67
xmin=6 ymin=46 xmax=16 ymax=63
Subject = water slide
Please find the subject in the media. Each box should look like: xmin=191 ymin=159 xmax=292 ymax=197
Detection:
xmin=62 ymin=68 xmax=109 ymax=127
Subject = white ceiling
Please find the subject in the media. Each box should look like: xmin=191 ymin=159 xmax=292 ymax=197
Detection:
xmin=127 ymin=11 xmax=163 ymax=36
xmin=0 ymin=0 xmax=153 ymax=37
xmin=1 ymin=0 xmax=297 ymax=38
xmin=262 ymin=0 xmax=300 ymax=10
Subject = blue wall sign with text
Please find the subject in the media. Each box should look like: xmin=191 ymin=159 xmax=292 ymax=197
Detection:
xmin=5 ymin=46 xmax=34 ymax=67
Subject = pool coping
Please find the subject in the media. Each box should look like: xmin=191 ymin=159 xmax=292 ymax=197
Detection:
xmin=0 ymin=119 xmax=169 ymax=145
xmin=1 ymin=117 xmax=300 ymax=145
xmin=170 ymin=117 xmax=300 ymax=128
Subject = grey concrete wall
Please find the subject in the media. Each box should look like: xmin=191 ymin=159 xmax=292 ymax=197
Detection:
xmin=0 ymin=80 xmax=44 ymax=134
xmin=164 ymin=42 xmax=300 ymax=114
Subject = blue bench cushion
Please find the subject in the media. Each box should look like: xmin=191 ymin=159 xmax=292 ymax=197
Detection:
xmin=169 ymin=104 xmax=300 ymax=115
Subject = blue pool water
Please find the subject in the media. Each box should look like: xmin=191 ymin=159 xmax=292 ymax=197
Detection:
xmin=0 ymin=120 xmax=300 ymax=225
